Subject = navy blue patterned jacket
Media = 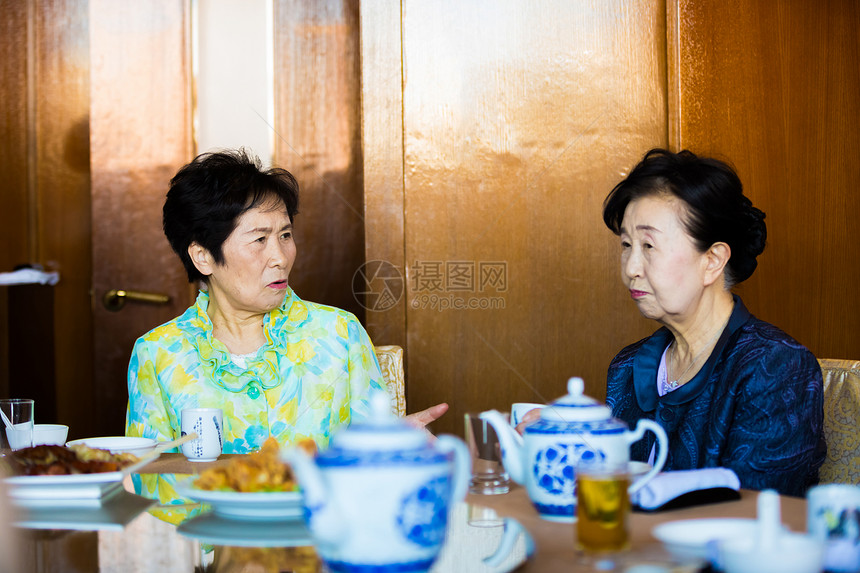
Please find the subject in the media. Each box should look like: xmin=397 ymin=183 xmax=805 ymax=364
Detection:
xmin=606 ymin=296 xmax=826 ymax=497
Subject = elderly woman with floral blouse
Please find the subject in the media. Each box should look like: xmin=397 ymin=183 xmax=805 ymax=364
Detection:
xmin=126 ymin=149 xmax=445 ymax=516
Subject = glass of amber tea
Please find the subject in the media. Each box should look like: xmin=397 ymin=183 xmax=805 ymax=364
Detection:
xmin=575 ymin=460 xmax=631 ymax=553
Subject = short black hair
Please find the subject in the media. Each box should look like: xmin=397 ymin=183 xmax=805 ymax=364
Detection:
xmin=603 ymin=148 xmax=766 ymax=286
xmin=163 ymin=149 xmax=300 ymax=283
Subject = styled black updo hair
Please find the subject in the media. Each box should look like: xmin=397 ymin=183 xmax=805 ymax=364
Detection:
xmin=163 ymin=148 xmax=300 ymax=283
xmin=602 ymin=148 xmax=766 ymax=286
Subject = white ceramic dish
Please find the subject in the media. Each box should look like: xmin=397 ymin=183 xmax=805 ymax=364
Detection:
xmin=66 ymin=436 xmax=157 ymax=455
xmin=174 ymin=477 xmax=303 ymax=521
xmin=652 ymin=518 xmax=760 ymax=562
xmin=4 ymin=472 xmax=126 ymax=506
xmin=12 ymin=489 xmax=156 ymax=531
xmin=718 ymin=532 xmax=825 ymax=573
xmin=177 ymin=512 xmax=312 ymax=547
xmin=33 ymin=424 xmax=69 ymax=446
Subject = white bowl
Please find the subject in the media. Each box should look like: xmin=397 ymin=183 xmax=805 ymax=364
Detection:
xmin=652 ymin=518 xmax=760 ymax=562
xmin=66 ymin=436 xmax=157 ymax=455
xmin=718 ymin=532 xmax=825 ymax=573
xmin=33 ymin=424 xmax=69 ymax=446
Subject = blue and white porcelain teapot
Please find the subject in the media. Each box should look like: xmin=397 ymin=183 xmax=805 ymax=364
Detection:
xmin=481 ymin=377 xmax=668 ymax=522
xmin=283 ymin=391 xmax=470 ymax=573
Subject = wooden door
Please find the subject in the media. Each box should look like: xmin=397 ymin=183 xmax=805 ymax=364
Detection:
xmin=363 ymin=0 xmax=664 ymax=436
xmin=0 ymin=0 xmax=93 ymax=432
xmin=89 ymin=1 xmax=194 ymax=436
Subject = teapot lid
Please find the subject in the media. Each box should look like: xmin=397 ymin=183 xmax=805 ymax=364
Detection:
xmin=329 ymin=391 xmax=427 ymax=451
xmin=541 ymin=377 xmax=611 ymax=422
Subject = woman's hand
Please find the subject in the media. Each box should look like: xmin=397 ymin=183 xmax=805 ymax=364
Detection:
xmin=405 ymin=402 xmax=449 ymax=429
xmin=515 ymin=408 xmax=542 ymax=435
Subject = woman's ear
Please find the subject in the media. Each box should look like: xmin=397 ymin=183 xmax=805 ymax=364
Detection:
xmin=702 ymin=242 xmax=731 ymax=287
xmin=188 ymin=242 xmax=214 ymax=277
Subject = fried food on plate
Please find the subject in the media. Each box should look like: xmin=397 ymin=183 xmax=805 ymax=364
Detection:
xmin=193 ymin=436 xmax=315 ymax=493
xmin=4 ymin=444 xmax=139 ymax=476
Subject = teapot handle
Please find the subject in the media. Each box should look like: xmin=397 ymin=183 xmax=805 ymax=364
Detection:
xmin=626 ymin=419 xmax=669 ymax=496
xmin=437 ymin=434 xmax=471 ymax=503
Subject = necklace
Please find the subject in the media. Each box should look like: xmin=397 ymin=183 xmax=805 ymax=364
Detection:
xmin=666 ymin=315 xmax=731 ymax=389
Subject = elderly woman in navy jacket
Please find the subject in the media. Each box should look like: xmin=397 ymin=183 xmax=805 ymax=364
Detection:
xmin=602 ymin=148 xmax=825 ymax=497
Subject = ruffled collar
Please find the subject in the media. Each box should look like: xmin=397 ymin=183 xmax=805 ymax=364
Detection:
xmin=633 ymin=294 xmax=751 ymax=411
xmin=180 ymin=287 xmax=312 ymax=393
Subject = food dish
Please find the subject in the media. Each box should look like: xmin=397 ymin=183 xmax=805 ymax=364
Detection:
xmin=174 ymin=477 xmax=304 ymax=521
xmin=66 ymin=436 xmax=157 ymax=455
xmin=651 ymin=518 xmax=760 ymax=562
xmin=193 ymin=435 xmax=303 ymax=492
xmin=177 ymin=512 xmax=313 ymax=547
xmin=3 ymin=452 xmax=158 ymax=507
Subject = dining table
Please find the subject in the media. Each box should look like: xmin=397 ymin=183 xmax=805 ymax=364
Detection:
xmin=5 ymin=453 xmax=810 ymax=573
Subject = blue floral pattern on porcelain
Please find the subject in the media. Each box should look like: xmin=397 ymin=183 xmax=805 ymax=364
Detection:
xmin=526 ymin=418 xmax=625 ymax=435
xmin=316 ymin=448 xmax=451 ymax=468
xmin=397 ymin=476 xmax=451 ymax=548
xmin=532 ymin=442 xmax=606 ymax=496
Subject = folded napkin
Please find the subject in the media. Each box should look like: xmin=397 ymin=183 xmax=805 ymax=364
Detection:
xmin=0 ymin=268 xmax=59 ymax=286
xmin=632 ymin=467 xmax=741 ymax=512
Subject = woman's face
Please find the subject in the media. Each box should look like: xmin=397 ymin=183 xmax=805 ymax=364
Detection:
xmin=619 ymin=194 xmax=709 ymax=324
xmin=199 ymin=197 xmax=296 ymax=317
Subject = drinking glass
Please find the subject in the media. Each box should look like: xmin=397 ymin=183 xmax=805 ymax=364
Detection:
xmin=464 ymin=412 xmax=510 ymax=495
xmin=575 ymin=461 xmax=631 ymax=553
xmin=1 ymin=398 xmax=35 ymax=452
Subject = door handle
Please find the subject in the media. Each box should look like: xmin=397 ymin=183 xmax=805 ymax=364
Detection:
xmin=103 ymin=289 xmax=171 ymax=312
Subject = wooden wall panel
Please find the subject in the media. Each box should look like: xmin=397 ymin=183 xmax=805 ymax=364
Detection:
xmin=360 ymin=0 xmax=407 ymax=348
xmin=90 ymin=1 xmax=194 ymax=436
xmin=0 ymin=1 xmax=32 ymax=404
xmin=672 ymin=0 xmax=860 ymax=360
xmin=383 ymin=0 xmax=664 ymax=435
xmin=0 ymin=1 xmax=30 ymax=273
xmin=273 ymin=1 xmax=365 ymax=321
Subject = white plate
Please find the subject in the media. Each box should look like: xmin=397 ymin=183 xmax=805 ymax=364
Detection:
xmin=5 ymin=471 xmax=126 ymax=505
xmin=652 ymin=518 xmax=760 ymax=561
xmin=177 ymin=512 xmax=313 ymax=547
xmin=174 ymin=477 xmax=304 ymax=521
xmin=66 ymin=436 xmax=157 ymax=455
xmin=12 ymin=489 xmax=156 ymax=531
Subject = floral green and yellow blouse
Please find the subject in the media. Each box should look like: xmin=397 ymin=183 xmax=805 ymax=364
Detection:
xmin=125 ymin=287 xmax=383 ymax=521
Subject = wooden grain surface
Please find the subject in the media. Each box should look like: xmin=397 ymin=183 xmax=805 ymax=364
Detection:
xmin=365 ymin=1 xmax=662 ymax=433
xmin=0 ymin=1 xmax=94 ymax=433
xmin=474 ymin=486 xmax=808 ymax=572
xmin=273 ymin=0 xmax=366 ymax=321
xmin=360 ymin=0 xmax=408 ymax=347
xmin=33 ymin=1 xmax=94 ymax=433
xmin=89 ymin=0 xmax=194 ymax=436
xmin=672 ymin=0 xmax=860 ymax=360
xmin=0 ymin=0 xmax=30 ymax=273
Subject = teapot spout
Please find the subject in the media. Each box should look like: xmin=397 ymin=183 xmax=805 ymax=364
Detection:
xmin=479 ymin=410 xmax=526 ymax=485
xmin=281 ymin=446 xmax=346 ymax=546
